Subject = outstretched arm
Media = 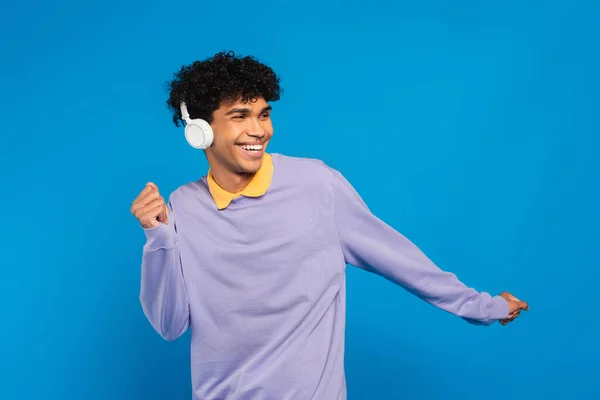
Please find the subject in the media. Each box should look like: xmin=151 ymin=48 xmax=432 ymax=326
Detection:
xmin=329 ymin=167 xmax=514 ymax=325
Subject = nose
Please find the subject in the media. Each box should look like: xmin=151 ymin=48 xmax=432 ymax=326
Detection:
xmin=247 ymin=118 xmax=266 ymax=140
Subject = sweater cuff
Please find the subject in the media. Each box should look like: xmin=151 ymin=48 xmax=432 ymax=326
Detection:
xmin=143 ymin=222 xmax=176 ymax=251
xmin=488 ymin=295 xmax=510 ymax=320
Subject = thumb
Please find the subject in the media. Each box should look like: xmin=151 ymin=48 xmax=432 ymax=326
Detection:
xmin=158 ymin=204 xmax=169 ymax=224
xmin=508 ymin=294 xmax=520 ymax=302
xmin=509 ymin=300 xmax=529 ymax=313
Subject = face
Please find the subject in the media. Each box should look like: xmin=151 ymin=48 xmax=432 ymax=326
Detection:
xmin=206 ymin=97 xmax=273 ymax=177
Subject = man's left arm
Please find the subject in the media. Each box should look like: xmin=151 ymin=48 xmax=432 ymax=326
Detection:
xmin=329 ymin=166 xmax=527 ymax=325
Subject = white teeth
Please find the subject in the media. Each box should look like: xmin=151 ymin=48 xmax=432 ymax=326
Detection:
xmin=238 ymin=144 xmax=263 ymax=151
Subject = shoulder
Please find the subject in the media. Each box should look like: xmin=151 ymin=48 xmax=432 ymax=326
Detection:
xmin=166 ymin=177 xmax=211 ymax=209
xmin=271 ymin=152 xmax=339 ymax=184
xmin=271 ymin=153 xmax=368 ymax=209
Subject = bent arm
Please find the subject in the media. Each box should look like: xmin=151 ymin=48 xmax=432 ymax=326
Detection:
xmin=330 ymin=168 xmax=509 ymax=325
xmin=139 ymin=207 xmax=190 ymax=340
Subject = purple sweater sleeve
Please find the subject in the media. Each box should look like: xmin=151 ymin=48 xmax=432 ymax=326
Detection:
xmin=329 ymin=168 xmax=509 ymax=325
xmin=139 ymin=202 xmax=190 ymax=340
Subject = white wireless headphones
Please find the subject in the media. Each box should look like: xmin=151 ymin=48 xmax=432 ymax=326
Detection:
xmin=180 ymin=102 xmax=214 ymax=149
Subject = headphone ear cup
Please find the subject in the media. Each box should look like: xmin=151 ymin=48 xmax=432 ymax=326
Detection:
xmin=201 ymin=120 xmax=214 ymax=147
xmin=185 ymin=119 xmax=214 ymax=149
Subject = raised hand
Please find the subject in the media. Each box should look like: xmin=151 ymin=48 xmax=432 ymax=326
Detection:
xmin=130 ymin=182 xmax=169 ymax=229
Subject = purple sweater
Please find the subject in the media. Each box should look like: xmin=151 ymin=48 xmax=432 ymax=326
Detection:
xmin=139 ymin=153 xmax=509 ymax=400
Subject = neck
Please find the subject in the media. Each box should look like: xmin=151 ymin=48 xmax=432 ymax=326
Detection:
xmin=211 ymin=168 xmax=255 ymax=193
xmin=206 ymin=155 xmax=255 ymax=193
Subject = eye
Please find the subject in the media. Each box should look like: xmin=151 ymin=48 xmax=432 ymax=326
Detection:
xmin=260 ymin=113 xmax=271 ymax=119
xmin=232 ymin=115 xmax=245 ymax=120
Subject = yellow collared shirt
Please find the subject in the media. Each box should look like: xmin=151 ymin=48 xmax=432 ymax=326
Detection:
xmin=206 ymin=153 xmax=274 ymax=210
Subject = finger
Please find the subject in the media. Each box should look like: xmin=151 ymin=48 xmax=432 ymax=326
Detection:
xmin=131 ymin=190 xmax=162 ymax=214
xmin=133 ymin=183 xmax=155 ymax=203
xmin=134 ymin=198 xmax=165 ymax=219
xmin=505 ymin=307 xmax=525 ymax=322
xmin=132 ymin=196 xmax=162 ymax=217
xmin=138 ymin=185 xmax=161 ymax=204
xmin=510 ymin=300 xmax=528 ymax=312
xmin=132 ymin=191 xmax=158 ymax=214
xmin=508 ymin=300 xmax=528 ymax=314
xmin=138 ymin=203 xmax=165 ymax=224
xmin=157 ymin=204 xmax=169 ymax=224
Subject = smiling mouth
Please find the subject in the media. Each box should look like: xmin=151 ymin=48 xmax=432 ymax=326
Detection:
xmin=235 ymin=144 xmax=263 ymax=153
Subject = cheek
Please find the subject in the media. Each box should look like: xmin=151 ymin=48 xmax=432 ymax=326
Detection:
xmin=213 ymin=125 xmax=240 ymax=146
xmin=264 ymin=121 xmax=274 ymax=136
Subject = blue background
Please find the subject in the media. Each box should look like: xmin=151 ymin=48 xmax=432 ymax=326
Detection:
xmin=1 ymin=0 xmax=599 ymax=399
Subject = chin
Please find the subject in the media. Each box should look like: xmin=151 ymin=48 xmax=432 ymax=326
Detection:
xmin=238 ymin=159 xmax=263 ymax=174
xmin=233 ymin=145 xmax=266 ymax=173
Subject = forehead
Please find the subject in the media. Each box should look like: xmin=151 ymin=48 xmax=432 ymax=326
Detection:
xmin=217 ymin=97 xmax=269 ymax=113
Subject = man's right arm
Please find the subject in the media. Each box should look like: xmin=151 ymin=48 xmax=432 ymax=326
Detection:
xmin=140 ymin=206 xmax=190 ymax=341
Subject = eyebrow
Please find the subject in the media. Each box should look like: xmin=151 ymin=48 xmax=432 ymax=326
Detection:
xmin=225 ymin=105 xmax=272 ymax=116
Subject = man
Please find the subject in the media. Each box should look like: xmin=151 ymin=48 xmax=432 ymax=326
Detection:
xmin=130 ymin=51 xmax=528 ymax=399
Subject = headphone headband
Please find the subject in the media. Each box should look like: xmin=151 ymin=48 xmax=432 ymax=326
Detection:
xmin=180 ymin=101 xmax=190 ymax=122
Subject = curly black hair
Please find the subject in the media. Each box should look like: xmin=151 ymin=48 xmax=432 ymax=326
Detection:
xmin=165 ymin=51 xmax=283 ymax=126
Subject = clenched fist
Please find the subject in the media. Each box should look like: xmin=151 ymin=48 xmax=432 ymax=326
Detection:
xmin=130 ymin=182 xmax=169 ymax=229
xmin=498 ymin=292 xmax=529 ymax=326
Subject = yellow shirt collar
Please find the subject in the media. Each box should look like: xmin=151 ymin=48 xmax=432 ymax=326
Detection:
xmin=207 ymin=153 xmax=273 ymax=210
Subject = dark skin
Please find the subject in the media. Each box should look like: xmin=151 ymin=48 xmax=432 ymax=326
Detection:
xmin=204 ymin=96 xmax=273 ymax=193
xmin=498 ymin=292 xmax=529 ymax=325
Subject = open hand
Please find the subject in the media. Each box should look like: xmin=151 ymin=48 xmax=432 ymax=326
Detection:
xmin=498 ymin=292 xmax=529 ymax=326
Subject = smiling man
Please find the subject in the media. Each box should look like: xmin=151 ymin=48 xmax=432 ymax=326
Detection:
xmin=205 ymin=98 xmax=273 ymax=193
xmin=130 ymin=51 xmax=528 ymax=400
